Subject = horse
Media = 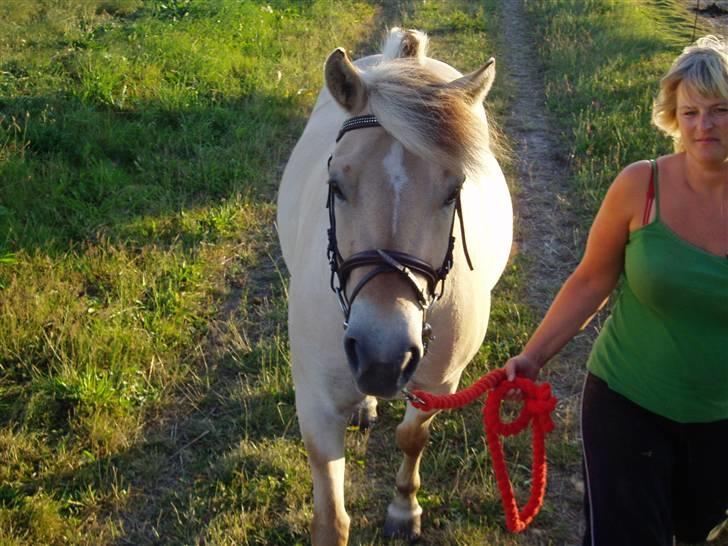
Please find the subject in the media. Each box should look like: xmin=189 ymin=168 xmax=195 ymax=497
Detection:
xmin=276 ymin=28 xmax=513 ymax=545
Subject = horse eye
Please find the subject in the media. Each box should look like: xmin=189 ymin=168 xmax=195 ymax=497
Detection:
xmin=328 ymin=180 xmax=345 ymax=201
xmin=444 ymin=180 xmax=464 ymax=206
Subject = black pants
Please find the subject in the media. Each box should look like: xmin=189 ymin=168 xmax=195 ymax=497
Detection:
xmin=581 ymin=373 xmax=728 ymax=546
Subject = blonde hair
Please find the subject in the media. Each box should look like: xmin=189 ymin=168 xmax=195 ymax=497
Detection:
xmin=652 ymin=35 xmax=728 ymax=151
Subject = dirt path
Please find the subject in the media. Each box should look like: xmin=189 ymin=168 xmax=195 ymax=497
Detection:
xmin=682 ymin=0 xmax=728 ymax=35
xmin=498 ymin=2 xmax=580 ymax=315
xmin=497 ymin=1 xmax=591 ymax=543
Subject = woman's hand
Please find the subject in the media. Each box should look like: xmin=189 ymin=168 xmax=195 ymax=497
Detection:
xmin=505 ymin=353 xmax=542 ymax=382
xmin=504 ymin=353 xmax=543 ymax=401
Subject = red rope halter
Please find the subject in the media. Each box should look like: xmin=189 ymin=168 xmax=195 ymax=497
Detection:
xmin=408 ymin=368 xmax=557 ymax=533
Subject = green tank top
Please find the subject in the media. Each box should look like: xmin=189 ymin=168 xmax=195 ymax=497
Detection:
xmin=587 ymin=160 xmax=728 ymax=423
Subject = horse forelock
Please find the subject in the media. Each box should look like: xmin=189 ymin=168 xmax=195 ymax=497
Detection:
xmin=360 ymin=59 xmax=491 ymax=177
xmin=382 ymin=28 xmax=429 ymax=63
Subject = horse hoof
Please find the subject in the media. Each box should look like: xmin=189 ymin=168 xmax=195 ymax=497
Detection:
xmin=349 ymin=411 xmax=377 ymax=430
xmin=350 ymin=397 xmax=378 ymax=430
xmin=382 ymin=513 xmax=421 ymax=542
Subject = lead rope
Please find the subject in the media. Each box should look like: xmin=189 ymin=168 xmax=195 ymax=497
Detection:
xmin=407 ymin=368 xmax=557 ymax=533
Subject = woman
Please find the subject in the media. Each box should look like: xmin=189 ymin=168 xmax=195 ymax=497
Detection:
xmin=505 ymin=36 xmax=728 ymax=545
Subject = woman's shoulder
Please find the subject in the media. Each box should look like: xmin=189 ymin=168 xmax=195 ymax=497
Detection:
xmin=602 ymin=159 xmax=666 ymax=230
xmin=617 ymin=159 xmax=654 ymax=182
xmin=613 ymin=154 xmax=683 ymax=190
xmin=608 ymin=160 xmax=654 ymax=200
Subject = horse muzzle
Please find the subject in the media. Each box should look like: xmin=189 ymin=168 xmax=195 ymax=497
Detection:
xmin=344 ymin=325 xmax=422 ymax=399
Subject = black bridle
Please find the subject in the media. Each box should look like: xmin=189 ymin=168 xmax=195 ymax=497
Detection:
xmin=326 ymin=114 xmax=473 ymax=353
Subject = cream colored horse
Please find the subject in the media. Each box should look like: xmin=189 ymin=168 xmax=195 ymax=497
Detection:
xmin=277 ymin=28 xmax=512 ymax=545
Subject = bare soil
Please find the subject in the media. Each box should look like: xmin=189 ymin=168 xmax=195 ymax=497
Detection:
xmin=683 ymin=0 xmax=728 ymax=35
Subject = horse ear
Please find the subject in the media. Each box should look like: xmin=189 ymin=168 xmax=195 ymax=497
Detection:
xmin=325 ymin=48 xmax=367 ymax=113
xmin=447 ymin=57 xmax=496 ymax=104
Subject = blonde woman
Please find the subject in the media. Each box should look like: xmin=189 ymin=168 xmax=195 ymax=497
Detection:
xmin=505 ymin=36 xmax=728 ymax=545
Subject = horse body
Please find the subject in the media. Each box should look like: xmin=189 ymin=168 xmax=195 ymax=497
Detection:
xmin=277 ymin=29 xmax=512 ymax=545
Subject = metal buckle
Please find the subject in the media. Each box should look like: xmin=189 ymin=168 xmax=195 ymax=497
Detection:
xmin=335 ymin=287 xmax=349 ymax=317
xmin=401 ymin=387 xmax=425 ymax=405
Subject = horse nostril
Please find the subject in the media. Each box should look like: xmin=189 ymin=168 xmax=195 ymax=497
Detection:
xmin=402 ymin=346 xmax=421 ymax=382
xmin=344 ymin=336 xmax=359 ymax=374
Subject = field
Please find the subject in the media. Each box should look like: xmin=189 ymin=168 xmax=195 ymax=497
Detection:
xmin=0 ymin=1 xmax=724 ymax=545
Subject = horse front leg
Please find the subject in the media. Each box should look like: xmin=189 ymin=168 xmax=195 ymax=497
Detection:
xmin=383 ymin=403 xmax=438 ymax=541
xmin=298 ymin=396 xmax=352 ymax=546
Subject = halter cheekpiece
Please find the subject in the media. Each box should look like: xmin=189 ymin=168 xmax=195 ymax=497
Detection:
xmin=326 ymin=114 xmax=473 ymax=353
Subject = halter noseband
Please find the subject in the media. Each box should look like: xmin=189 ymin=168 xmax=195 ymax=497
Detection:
xmin=326 ymin=114 xmax=473 ymax=353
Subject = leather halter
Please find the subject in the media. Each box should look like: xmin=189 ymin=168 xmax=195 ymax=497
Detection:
xmin=326 ymin=114 xmax=473 ymax=352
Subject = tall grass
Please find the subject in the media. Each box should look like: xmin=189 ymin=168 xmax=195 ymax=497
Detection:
xmin=0 ymin=1 xmax=377 ymax=250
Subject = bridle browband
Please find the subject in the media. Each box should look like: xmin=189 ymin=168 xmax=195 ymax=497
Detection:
xmin=326 ymin=114 xmax=473 ymax=353
xmin=336 ymin=114 xmax=380 ymax=143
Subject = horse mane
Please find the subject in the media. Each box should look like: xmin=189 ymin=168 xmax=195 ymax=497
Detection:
xmin=360 ymin=31 xmax=495 ymax=176
xmin=381 ymin=28 xmax=429 ymax=63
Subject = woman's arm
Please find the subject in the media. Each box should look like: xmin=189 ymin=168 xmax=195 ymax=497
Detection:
xmin=506 ymin=161 xmax=650 ymax=380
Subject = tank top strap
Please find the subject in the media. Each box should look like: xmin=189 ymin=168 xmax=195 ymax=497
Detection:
xmin=642 ymin=159 xmax=660 ymax=225
xmin=651 ymin=159 xmax=661 ymax=219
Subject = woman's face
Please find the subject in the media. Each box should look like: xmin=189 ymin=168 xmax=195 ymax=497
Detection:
xmin=676 ymin=82 xmax=728 ymax=167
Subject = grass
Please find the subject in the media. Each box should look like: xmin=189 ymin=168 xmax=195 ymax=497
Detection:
xmin=0 ymin=1 xmax=376 ymax=544
xmin=0 ymin=0 xmax=720 ymax=545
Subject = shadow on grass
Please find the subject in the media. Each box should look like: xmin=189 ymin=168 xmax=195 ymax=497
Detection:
xmin=12 ymin=246 xmax=306 ymax=545
xmin=0 ymin=79 xmax=312 ymax=542
xmin=101 ymin=251 xmax=307 ymax=544
xmin=0 ymin=242 xmax=298 ymax=542
xmin=0 ymin=90 xmax=306 ymax=256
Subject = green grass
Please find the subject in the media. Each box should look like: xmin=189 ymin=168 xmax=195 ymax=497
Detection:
xmin=0 ymin=0 xmax=714 ymax=545
xmin=0 ymin=1 xmax=376 ymax=544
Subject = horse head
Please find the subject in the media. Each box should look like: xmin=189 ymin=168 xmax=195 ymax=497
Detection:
xmin=324 ymin=31 xmax=497 ymax=399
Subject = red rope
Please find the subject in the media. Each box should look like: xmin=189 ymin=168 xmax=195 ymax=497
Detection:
xmin=409 ymin=368 xmax=557 ymax=533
